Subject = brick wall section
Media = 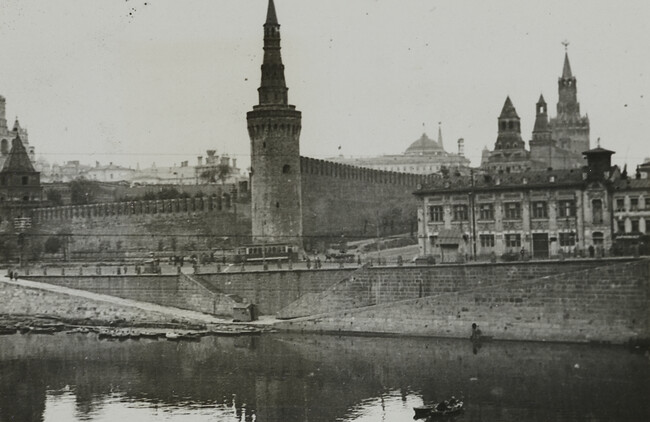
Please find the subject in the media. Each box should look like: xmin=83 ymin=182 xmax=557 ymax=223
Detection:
xmin=300 ymin=160 xmax=422 ymax=250
xmin=34 ymin=205 xmax=251 ymax=254
xmin=24 ymin=274 xmax=236 ymax=316
xmin=0 ymin=281 xmax=194 ymax=325
xmin=275 ymin=259 xmax=650 ymax=343
xmin=277 ymin=259 xmax=627 ymax=318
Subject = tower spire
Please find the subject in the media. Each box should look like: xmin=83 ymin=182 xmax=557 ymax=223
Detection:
xmin=437 ymin=122 xmax=444 ymax=149
xmin=562 ymin=52 xmax=573 ymax=79
xmin=258 ymin=0 xmax=288 ymax=105
xmin=266 ymin=0 xmax=278 ymax=25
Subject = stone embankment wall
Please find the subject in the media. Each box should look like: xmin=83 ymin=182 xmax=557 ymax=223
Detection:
xmin=277 ymin=259 xmax=624 ymax=318
xmin=0 ymin=280 xmax=191 ymax=325
xmin=24 ymin=273 xmax=237 ymax=317
xmin=198 ymin=269 xmax=353 ymax=315
xmin=275 ymin=259 xmax=650 ymax=344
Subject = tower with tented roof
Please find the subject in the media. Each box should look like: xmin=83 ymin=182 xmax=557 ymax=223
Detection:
xmin=549 ymin=50 xmax=590 ymax=155
xmin=247 ymin=0 xmax=303 ymax=249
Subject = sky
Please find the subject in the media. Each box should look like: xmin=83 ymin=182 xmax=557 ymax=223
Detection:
xmin=0 ymin=0 xmax=648 ymax=171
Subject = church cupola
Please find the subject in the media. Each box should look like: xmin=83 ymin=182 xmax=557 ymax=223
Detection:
xmin=494 ymin=96 xmax=525 ymax=150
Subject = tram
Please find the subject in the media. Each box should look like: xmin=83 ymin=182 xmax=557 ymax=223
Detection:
xmin=234 ymin=243 xmax=297 ymax=263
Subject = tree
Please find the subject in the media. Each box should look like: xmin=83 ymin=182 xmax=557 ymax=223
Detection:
xmin=69 ymin=178 xmax=101 ymax=204
xmin=46 ymin=189 xmax=64 ymax=206
xmin=200 ymin=163 xmax=231 ymax=184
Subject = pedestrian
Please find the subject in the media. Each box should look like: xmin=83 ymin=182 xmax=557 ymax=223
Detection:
xmin=470 ymin=323 xmax=482 ymax=340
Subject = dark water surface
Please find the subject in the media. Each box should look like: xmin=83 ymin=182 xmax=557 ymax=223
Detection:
xmin=0 ymin=332 xmax=648 ymax=421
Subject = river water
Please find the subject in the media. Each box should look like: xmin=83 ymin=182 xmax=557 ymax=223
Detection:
xmin=0 ymin=332 xmax=648 ymax=421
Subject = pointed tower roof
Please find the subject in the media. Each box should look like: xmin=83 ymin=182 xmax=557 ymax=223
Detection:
xmin=266 ymin=0 xmax=278 ymax=25
xmin=12 ymin=117 xmax=21 ymax=132
xmin=499 ymin=96 xmax=519 ymax=119
xmin=533 ymin=93 xmax=551 ymax=135
xmin=562 ymin=52 xmax=573 ymax=79
xmin=1 ymin=135 xmax=36 ymax=173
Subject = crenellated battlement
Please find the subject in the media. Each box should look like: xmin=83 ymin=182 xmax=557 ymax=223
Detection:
xmin=33 ymin=194 xmax=239 ymax=222
xmin=300 ymin=156 xmax=436 ymax=186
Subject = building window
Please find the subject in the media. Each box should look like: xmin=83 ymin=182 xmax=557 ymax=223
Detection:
xmin=592 ymin=231 xmax=604 ymax=246
xmin=617 ymin=219 xmax=626 ymax=233
xmin=480 ymin=234 xmax=495 ymax=247
xmin=504 ymin=202 xmax=521 ymax=220
xmin=592 ymin=199 xmax=603 ymax=224
xmin=429 ymin=235 xmax=438 ymax=246
xmin=616 ymin=198 xmax=625 ymax=211
xmin=559 ymin=232 xmax=576 ymax=246
xmin=22 ymin=176 xmax=28 ymax=185
xmin=429 ymin=206 xmax=444 ymax=222
xmin=505 ymin=234 xmax=521 ymax=248
xmin=479 ymin=203 xmax=493 ymax=220
xmin=558 ymin=200 xmax=576 ymax=217
xmin=630 ymin=197 xmax=639 ymax=211
xmin=532 ymin=201 xmax=548 ymax=219
xmin=453 ymin=204 xmax=468 ymax=221
xmin=631 ymin=219 xmax=640 ymax=233
xmin=282 ymin=164 xmax=291 ymax=174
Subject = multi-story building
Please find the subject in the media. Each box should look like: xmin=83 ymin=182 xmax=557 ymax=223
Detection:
xmin=416 ymin=147 xmax=617 ymax=262
xmin=611 ymin=160 xmax=650 ymax=253
xmin=330 ymin=124 xmax=471 ymax=175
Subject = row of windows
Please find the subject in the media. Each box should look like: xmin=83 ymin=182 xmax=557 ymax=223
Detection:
xmin=428 ymin=200 xmax=577 ymax=222
xmin=465 ymin=232 xmax=578 ymax=248
xmin=616 ymin=219 xmax=649 ymax=233
xmin=615 ymin=197 xmax=646 ymax=211
xmin=0 ymin=176 xmax=32 ymax=186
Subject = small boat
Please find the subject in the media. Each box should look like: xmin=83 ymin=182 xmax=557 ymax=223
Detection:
xmin=165 ymin=332 xmax=181 ymax=341
xmin=414 ymin=399 xmax=463 ymax=419
xmin=0 ymin=327 xmax=17 ymax=335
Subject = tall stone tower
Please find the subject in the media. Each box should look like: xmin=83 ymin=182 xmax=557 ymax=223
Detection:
xmin=494 ymin=96 xmax=525 ymax=151
xmin=530 ymin=94 xmax=557 ymax=168
xmin=247 ymin=0 xmax=303 ymax=248
xmin=549 ymin=51 xmax=590 ymax=154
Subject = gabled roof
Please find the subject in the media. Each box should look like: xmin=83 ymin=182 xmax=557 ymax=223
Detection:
xmin=1 ymin=135 xmax=35 ymax=173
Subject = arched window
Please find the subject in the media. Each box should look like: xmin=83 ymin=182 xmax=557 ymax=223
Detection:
xmin=0 ymin=139 xmax=8 ymax=155
xmin=282 ymin=164 xmax=291 ymax=174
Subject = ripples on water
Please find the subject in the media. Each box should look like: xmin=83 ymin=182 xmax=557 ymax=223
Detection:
xmin=0 ymin=333 xmax=648 ymax=422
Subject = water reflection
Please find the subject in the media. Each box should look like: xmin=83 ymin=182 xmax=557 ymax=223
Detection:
xmin=0 ymin=333 xmax=648 ymax=421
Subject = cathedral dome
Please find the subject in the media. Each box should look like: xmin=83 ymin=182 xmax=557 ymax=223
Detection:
xmin=404 ymin=133 xmax=446 ymax=156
